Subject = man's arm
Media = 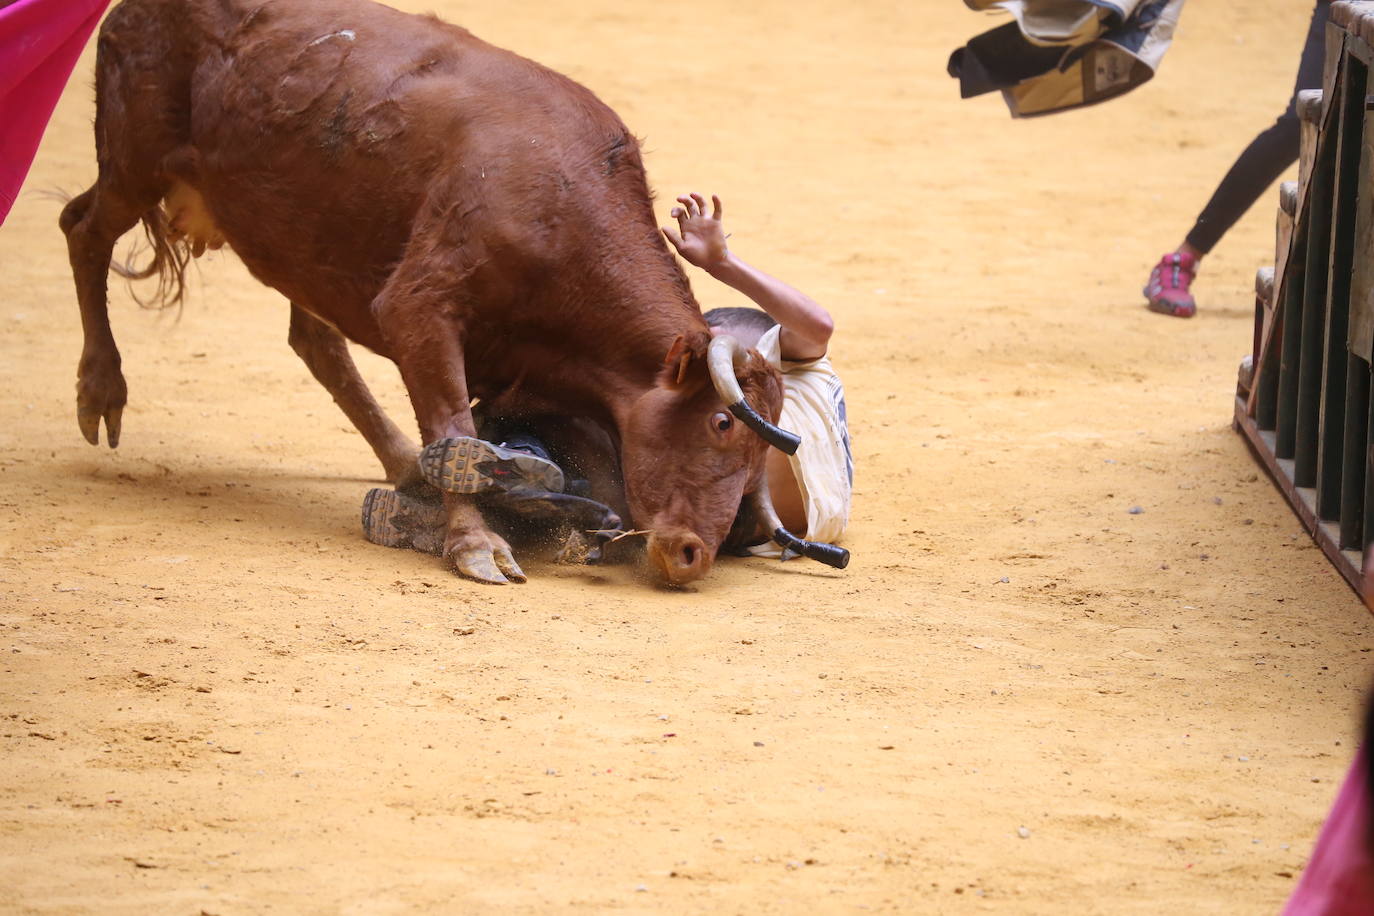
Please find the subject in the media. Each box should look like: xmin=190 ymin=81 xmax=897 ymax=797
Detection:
xmin=662 ymin=193 xmax=833 ymax=361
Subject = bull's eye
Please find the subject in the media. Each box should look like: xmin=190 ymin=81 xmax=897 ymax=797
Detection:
xmin=711 ymin=411 xmax=734 ymax=434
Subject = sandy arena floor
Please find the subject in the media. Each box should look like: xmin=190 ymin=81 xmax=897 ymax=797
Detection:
xmin=2 ymin=0 xmax=1372 ymax=912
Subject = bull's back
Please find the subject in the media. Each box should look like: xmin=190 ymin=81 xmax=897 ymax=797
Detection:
xmin=172 ymin=0 xmax=625 ymax=341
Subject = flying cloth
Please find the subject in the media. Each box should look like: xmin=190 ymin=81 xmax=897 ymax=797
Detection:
xmin=0 ymin=0 xmax=114 ymax=225
xmin=949 ymin=0 xmax=1188 ymax=117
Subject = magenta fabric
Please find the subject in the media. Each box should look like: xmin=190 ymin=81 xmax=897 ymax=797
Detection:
xmin=0 ymin=0 xmax=113 ymax=225
xmin=1282 ymin=747 xmax=1374 ymax=916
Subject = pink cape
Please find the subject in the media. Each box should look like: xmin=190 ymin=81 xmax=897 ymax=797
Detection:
xmin=0 ymin=0 xmax=113 ymax=225
xmin=1282 ymin=747 xmax=1374 ymax=915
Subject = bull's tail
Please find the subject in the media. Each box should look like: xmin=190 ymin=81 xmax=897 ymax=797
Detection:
xmin=110 ymin=205 xmax=192 ymax=310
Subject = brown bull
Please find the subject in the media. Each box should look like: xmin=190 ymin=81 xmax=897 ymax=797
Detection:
xmin=60 ymin=0 xmax=786 ymax=586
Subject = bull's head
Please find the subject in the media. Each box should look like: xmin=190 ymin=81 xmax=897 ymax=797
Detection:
xmin=621 ymin=330 xmax=785 ymax=585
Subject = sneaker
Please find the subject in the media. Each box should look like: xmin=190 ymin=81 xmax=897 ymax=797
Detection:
xmin=498 ymin=431 xmax=604 ymax=496
xmin=499 ymin=432 xmax=594 ymax=497
xmin=361 ymin=487 xmax=446 ymax=555
xmin=418 ymin=436 xmax=565 ymax=495
xmin=1143 ymin=251 xmax=1198 ymax=318
xmin=496 ymin=432 xmax=555 ymax=464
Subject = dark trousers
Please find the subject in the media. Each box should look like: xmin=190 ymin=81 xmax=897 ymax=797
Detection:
xmin=1185 ymin=1 xmax=1330 ymax=254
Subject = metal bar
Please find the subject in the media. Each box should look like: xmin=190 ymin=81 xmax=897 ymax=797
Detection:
xmin=1275 ymin=181 xmax=1297 ymax=300
xmin=1295 ymin=121 xmax=1336 ymax=486
xmin=1366 ymin=380 xmax=1374 ymax=552
xmin=1343 ymin=357 xmax=1371 ymax=547
xmin=1252 ymin=183 xmax=1301 ymax=426
xmin=1257 ymin=301 xmax=1284 ymax=430
xmin=1243 ymin=268 xmax=1274 ymax=399
xmin=1276 ymin=249 xmax=1306 ymax=457
xmin=1317 ymin=57 xmax=1366 ymax=517
xmin=1245 ymin=306 xmax=1262 ymax=399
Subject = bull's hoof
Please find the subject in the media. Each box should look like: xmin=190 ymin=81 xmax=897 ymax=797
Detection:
xmin=76 ymin=354 xmax=127 ymax=449
xmin=451 ymin=546 xmax=527 ymax=585
xmin=77 ymin=404 xmax=123 ymax=448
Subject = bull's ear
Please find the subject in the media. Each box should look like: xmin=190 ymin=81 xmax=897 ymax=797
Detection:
xmin=661 ymin=332 xmax=710 ymax=387
xmin=663 ymin=335 xmax=692 ymax=386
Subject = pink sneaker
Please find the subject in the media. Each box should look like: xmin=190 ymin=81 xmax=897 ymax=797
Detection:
xmin=1144 ymin=251 xmax=1198 ymax=318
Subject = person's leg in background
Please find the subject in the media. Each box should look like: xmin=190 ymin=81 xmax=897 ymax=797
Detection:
xmin=1144 ymin=1 xmax=1330 ymax=318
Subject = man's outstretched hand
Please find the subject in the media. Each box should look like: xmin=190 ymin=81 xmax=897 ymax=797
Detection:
xmin=662 ymin=191 xmax=833 ymax=360
xmin=662 ymin=192 xmax=728 ymax=271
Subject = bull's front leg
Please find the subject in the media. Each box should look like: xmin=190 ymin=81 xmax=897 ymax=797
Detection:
xmin=286 ymin=304 xmax=425 ymax=492
xmin=372 ymin=281 xmax=525 ymax=585
xmin=438 ymin=495 xmax=526 ymax=584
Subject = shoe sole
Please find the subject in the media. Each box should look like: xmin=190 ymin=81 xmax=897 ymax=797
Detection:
xmin=362 ymin=487 xmax=411 ymax=548
xmin=418 ymin=437 xmax=564 ymax=495
xmin=1145 ymin=297 xmax=1196 ymax=318
xmin=362 ymin=487 xmax=446 ymax=554
xmin=1143 ymin=282 xmax=1197 ymax=319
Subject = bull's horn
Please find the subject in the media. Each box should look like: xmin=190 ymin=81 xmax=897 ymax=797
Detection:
xmin=748 ymin=475 xmax=850 ymax=570
xmin=706 ymin=334 xmax=801 ymax=455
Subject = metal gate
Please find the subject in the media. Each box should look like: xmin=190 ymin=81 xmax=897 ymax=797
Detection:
xmin=1236 ymin=1 xmax=1374 ymax=604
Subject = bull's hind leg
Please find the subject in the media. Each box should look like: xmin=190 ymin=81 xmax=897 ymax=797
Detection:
xmin=60 ymin=184 xmax=154 ymax=447
xmin=287 ymin=305 xmax=425 ymax=491
xmin=59 ymin=6 xmax=187 ymax=447
xmin=372 ymin=267 xmax=525 ymax=585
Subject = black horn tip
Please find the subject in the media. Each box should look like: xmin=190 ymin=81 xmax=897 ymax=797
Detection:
xmin=771 ymin=527 xmax=850 ymax=570
xmin=804 ymin=542 xmax=850 ymax=569
xmin=727 ymin=400 xmax=801 ymax=455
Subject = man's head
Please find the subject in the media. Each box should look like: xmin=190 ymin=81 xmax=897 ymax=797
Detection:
xmin=703 ymin=306 xmax=777 ymax=350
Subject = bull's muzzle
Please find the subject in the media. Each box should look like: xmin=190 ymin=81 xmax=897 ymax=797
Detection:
xmin=647 ymin=529 xmax=712 ymax=585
